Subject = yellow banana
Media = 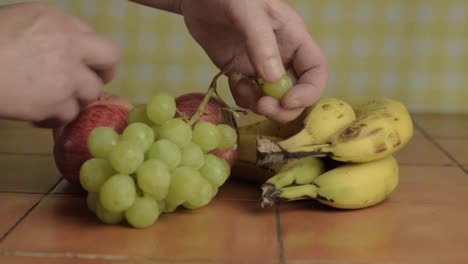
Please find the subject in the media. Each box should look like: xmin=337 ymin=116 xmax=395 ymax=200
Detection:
xmin=261 ymin=156 xmax=325 ymax=200
xmin=257 ymin=98 xmax=413 ymax=165
xmin=238 ymin=110 xmax=306 ymax=139
xmin=277 ymin=97 xmax=356 ymax=149
xmin=263 ymin=157 xmax=325 ymax=190
xmin=262 ymin=155 xmax=399 ymax=209
xmin=235 ymin=98 xmax=354 ymax=183
xmin=238 ymin=97 xmax=356 ymax=147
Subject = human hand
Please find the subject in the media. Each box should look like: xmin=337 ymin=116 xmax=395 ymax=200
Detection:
xmin=132 ymin=0 xmax=328 ymax=123
xmin=0 ymin=2 xmax=120 ymax=128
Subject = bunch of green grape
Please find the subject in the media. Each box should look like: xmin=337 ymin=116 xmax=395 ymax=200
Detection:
xmin=80 ymin=92 xmax=237 ymax=228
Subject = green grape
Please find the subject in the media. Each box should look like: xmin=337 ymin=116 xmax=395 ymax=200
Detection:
xmin=163 ymin=202 xmax=178 ymax=213
xmin=146 ymin=93 xmax=176 ymax=125
xmin=125 ymin=196 xmax=160 ymax=228
xmin=183 ymin=178 xmax=215 ymax=209
xmin=128 ymin=104 xmax=153 ymax=125
xmin=151 ymin=124 xmax=160 ymax=140
xmin=147 ymin=139 xmax=181 ymax=169
xmin=136 ymin=160 xmax=171 ymax=200
xmin=157 ymin=199 xmax=166 ymax=212
xmin=95 ymin=200 xmax=124 ymax=224
xmin=192 ymin=121 xmax=221 ymax=152
xmin=217 ymin=124 xmax=238 ymax=150
xmin=163 ymin=190 xmax=183 ymax=213
xmin=100 ymin=174 xmax=136 ymax=212
xmin=211 ymin=185 xmax=219 ymax=197
xmin=261 ymin=73 xmax=293 ymax=99
xmin=200 ymin=154 xmax=231 ymax=187
xmin=159 ymin=118 xmax=192 ymax=148
xmin=86 ymin=192 xmax=99 ymax=213
xmin=181 ymin=143 xmax=205 ymax=169
xmin=121 ymin=122 xmax=155 ymax=152
xmin=79 ymin=158 xmax=115 ymax=192
xmin=169 ymin=167 xmax=205 ymax=202
xmin=109 ymin=140 xmax=144 ymax=174
xmin=87 ymin=127 xmax=119 ymax=158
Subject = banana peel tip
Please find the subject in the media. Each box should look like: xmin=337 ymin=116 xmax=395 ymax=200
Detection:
xmin=256 ymin=135 xmax=287 ymax=167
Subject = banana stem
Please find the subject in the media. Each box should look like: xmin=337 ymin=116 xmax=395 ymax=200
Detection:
xmin=265 ymin=170 xmax=296 ymax=189
xmin=285 ymin=144 xmax=332 ymax=159
xmin=256 ymin=135 xmax=332 ymax=167
xmin=278 ymin=184 xmax=319 ymax=200
xmin=260 ymin=171 xmax=298 ymax=207
xmin=261 ymin=184 xmax=319 ymax=207
xmin=277 ymin=130 xmax=313 ymax=150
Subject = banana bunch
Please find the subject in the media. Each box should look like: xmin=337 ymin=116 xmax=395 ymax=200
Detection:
xmin=261 ymin=155 xmax=399 ymax=209
xmin=234 ymin=97 xmax=413 ymax=210
xmin=257 ymin=98 xmax=413 ymax=165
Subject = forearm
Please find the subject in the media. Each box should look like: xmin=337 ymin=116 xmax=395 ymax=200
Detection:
xmin=128 ymin=0 xmax=182 ymax=14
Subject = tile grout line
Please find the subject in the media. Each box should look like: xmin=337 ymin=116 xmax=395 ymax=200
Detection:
xmin=414 ymin=121 xmax=468 ymax=174
xmin=288 ymin=259 xmax=401 ymax=264
xmin=0 ymin=178 xmax=63 ymax=242
xmin=0 ymin=250 xmax=279 ymax=264
xmin=275 ymin=205 xmax=286 ymax=264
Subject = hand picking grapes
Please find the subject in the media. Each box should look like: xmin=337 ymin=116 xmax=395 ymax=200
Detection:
xmin=148 ymin=0 xmax=329 ymax=123
xmin=0 ymin=0 xmax=327 ymax=126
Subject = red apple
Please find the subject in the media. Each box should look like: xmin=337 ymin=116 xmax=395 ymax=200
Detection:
xmin=53 ymin=91 xmax=132 ymax=187
xmin=175 ymin=93 xmax=239 ymax=167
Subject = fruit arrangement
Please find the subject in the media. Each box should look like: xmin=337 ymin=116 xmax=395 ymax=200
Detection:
xmin=53 ymin=72 xmax=240 ymax=228
xmin=236 ymin=96 xmax=413 ymax=209
xmin=52 ymin=68 xmax=414 ymax=228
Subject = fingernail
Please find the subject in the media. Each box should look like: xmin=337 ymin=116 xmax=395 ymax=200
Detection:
xmin=284 ymin=96 xmax=302 ymax=109
xmin=262 ymin=57 xmax=284 ymax=82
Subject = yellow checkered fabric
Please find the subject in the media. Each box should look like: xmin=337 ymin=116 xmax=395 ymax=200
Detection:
xmin=3 ymin=0 xmax=467 ymax=113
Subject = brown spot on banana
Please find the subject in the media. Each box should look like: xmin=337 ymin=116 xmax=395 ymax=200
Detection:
xmin=375 ymin=143 xmax=388 ymax=153
xmin=340 ymin=126 xmax=361 ymax=139
xmin=366 ymin=128 xmax=384 ymax=137
xmin=387 ymin=131 xmax=401 ymax=147
xmin=322 ymin=104 xmax=331 ymax=110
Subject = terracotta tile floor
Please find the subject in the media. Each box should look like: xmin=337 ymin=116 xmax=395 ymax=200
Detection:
xmin=0 ymin=113 xmax=467 ymax=264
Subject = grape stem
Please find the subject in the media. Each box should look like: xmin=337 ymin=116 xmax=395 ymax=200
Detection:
xmin=188 ymin=59 xmax=236 ymax=126
xmin=219 ymin=108 xmax=248 ymax=118
xmin=176 ymin=109 xmax=190 ymax=122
